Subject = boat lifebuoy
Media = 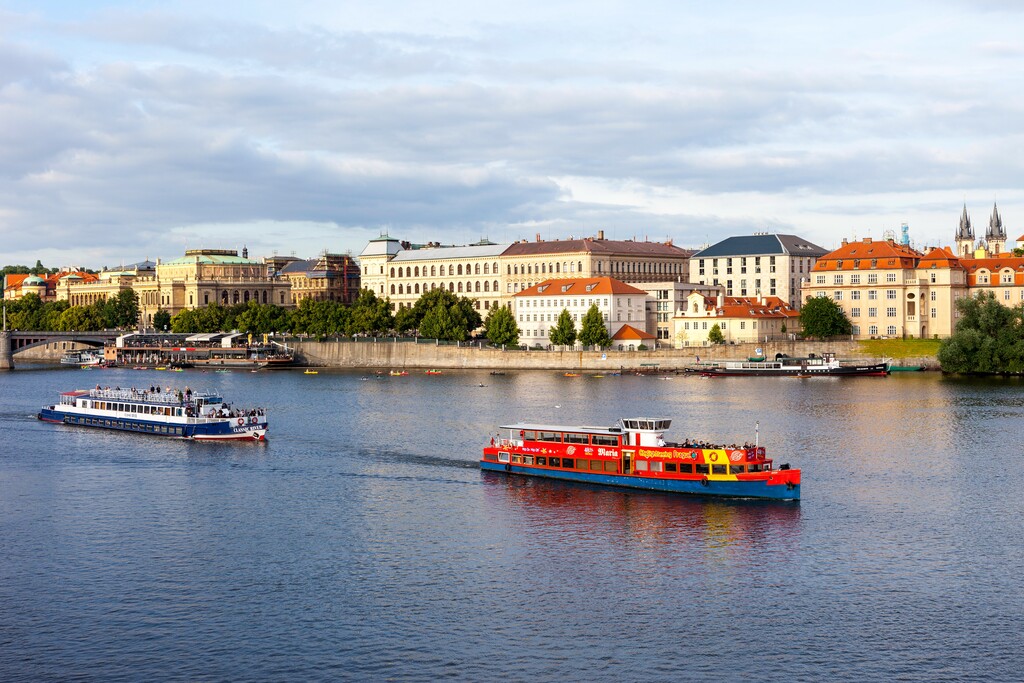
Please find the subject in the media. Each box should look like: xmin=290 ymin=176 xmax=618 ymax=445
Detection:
xmin=250 ymin=416 xmax=257 ymax=424
xmin=237 ymin=418 xmax=244 ymax=426
xmin=700 ymin=476 xmax=709 ymax=487
xmin=709 ymin=452 xmax=718 ymax=462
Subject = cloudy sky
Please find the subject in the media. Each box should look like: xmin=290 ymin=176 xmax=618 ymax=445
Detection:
xmin=2 ymin=0 xmax=1023 ymax=268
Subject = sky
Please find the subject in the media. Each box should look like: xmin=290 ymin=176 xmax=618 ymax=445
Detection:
xmin=2 ymin=0 xmax=1024 ymax=269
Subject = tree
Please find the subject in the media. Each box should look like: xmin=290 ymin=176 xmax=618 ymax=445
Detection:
xmin=234 ymin=301 xmax=291 ymax=334
xmin=799 ymin=296 xmax=852 ymax=338
xmin=152 ymin=309 xmax=171 ymax=331
xmin=57 ymin=305 xmax=105 ymax=331
xmin=708 ymin=323 xmax=725 ymax=344
xmin=577 ymin=304 xmax=611 ymax=347
xmin=400 ymin=288 xmax=482 ymax=339
xmin=938 ymin=292 xmax=1024 ymax=374
xmin=484 ymin=305 xmax=519 ymax=346
xmin=347 ymin=289 xmax=394 ymax=335
xmin=102 ymin=289 xmax=139 ymax=329
xmin=549 ymin=309 xmax=577 ymax=346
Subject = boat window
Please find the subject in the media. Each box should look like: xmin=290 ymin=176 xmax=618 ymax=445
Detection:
xmin=536 ymin=457 xmax=546 ymax=466
xmin=549 ymin=457 xmax=561 ymax=467
xmin=730 ymin=465 xmax=745 ymax=474
xmin=484 ymin=453 xmax=498 ymax=462
xmin=659 ymin=420 xmax=671 ymax=430
xmin=562 ymin=458 xmax=574 ymax=468
xmin=498 ymin=452 xmax=510 ymax=463
xmin=665 ymin=463 xmax=677 ymax=472
xmin=537 ymin=432 xmax=561 ymax=442
xmin=748 ymin=464 xmax=762 ymax=472
xmin=564 ymin=433 xmax=588 ymax=444
xmin=603 ymin=460 xmax=617 ymax=472
xmin=592 ymin=434 xmax=618 ymax=446
xmin=634 ymin=460 xmax=649 ymax=471
xmin=695 ymin=464 xmax=709 ymax=474
xmin=712 ymin=465 xmax=727 ymax=475
xmin=512 ymin=455 xmax=523 ymax=463
xmin=649 ymin=461 xmax=663 ymax=472
xmin=679 ymin=463 xmax=694 ymax=474
xmin=524 ymin=456 xmax=534 ymax=465
xmin=522 ymin=430 xmax=536 ymax=441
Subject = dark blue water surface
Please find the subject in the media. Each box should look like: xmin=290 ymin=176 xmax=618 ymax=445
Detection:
xmin=2 ymin=365 xmax=1023 ymax=682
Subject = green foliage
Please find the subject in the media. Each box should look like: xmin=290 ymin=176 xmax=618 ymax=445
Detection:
xmin=171 ymin=304 xmax=229 ymax=333
xmin=708 ymin=323 xmax=725 ymax=344
xmin=347 ymin=289 xmax=394 ymax=336
xmin=152 ymin=309 xmax=172 ymax=331
xmin=483 ymin=305 xmax=519 ymax=346
xmin=1013 ymin=247 xmax=1024 ymax=257
xmin=938 ymin=292 xmax=1024 ymax=374
xmin=578 ymin=304 xmax=611 ymax=347
xmin=57 ymin=304 xmax=105 ymax=331
xmin=0 ymin=261 xmax=56 ymax=277
xmin=102 ymin=289 xmax=139 ymax=328
xmin=289 ymin=298 xmax=351 ymax=336
xmin=234 ymin=301 xmax=292 ymax=334
xmin=799 ymin=296 xmax=852 ymax=338
xmin=549 ymin=309 xmax=577 ymax=346
xmin=400 ymin=288 xmax=482 ymax=340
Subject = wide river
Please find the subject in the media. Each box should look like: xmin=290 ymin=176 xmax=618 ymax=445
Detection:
xmin=1 ymin=365 xmax=1022 ymax=682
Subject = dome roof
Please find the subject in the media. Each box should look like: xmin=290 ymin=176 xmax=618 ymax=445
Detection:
xmin=23 ymin=276 xmax=45 ymax=285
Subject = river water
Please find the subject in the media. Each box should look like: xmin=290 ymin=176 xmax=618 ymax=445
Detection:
xmin=1 ymin=365 xmax=1022 ymax=682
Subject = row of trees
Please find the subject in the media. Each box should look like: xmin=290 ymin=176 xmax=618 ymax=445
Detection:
xmin=2 ymin=291 xmax=139 ymax=331
xmin=0 ymin=261 xmax=68 ymax=278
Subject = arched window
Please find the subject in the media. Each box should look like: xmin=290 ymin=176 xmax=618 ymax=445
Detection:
xmin=458 ymin=264 xmax=463 ymax=275
xmin=391 ymin=284 xmax=396 ymax=294
xmin=493 ymin=280 xmax=498 ymax=291
xmin=527 ymin=265 xmax=532 ymax=275
xmin=390 ymin=267 xmax=395 ymax=277
xmin=578 ymin=261 xmax=583 ymax=272
xmin=475 ymin=282 xmax=481 ymax=292
xmin=280 ymin=292 xmax=285 ymax=304
xmin=556 ymin=263 xmax=561 ymax=273
xmin=415 ymin=284 xmax=420 ymax=294
xmin=475 ymin=264 xmax=480 ymax=275
xmin=234 ymin=290 xmax=240 ymax=304
xmin=398 ymin=284 xmax=404 ymax=294
xmin=458 ymin=282 xmax=463 ymax=292
xmin=415 ymin=266 xmax=420 ymax=277
xmin=431 ymin=266 xmax=436 ymax=276
xmin=448 ymin=282 xmax=455 ymax=292
xmin=449 ymin=265 xmax=454 ymax=276
xmin=222 ymin=291 xmax=229 ymax=304
xmin=263 ymin=291 xmax=268 ymax=304
xmin=244 ymin=291 xmax=250 ymax=303
xmin=484 ymin=281 xmax=490 ymax=292
xmin=483 ymin=263 xmax=489 ymax=274
xmin=431 ymin=283 xmax=436 ymax=290
xmin=514 ymin=265 xmax=519 ymax=275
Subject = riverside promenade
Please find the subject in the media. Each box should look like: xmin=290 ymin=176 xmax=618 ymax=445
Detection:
xmin=290 ymin=338 xmax=938 ymax=371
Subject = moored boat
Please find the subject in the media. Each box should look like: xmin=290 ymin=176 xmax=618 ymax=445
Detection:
xmin=38 ymin=386 xmax=268 ymax=441
xmin=697 ymin=352 xmax=888 ymax=378
xmin=482 ymin=418 xmax=800 ymax=500
xmin=60 ymin=349 xmax=105 ymax=367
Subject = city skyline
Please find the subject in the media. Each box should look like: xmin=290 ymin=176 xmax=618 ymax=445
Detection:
xmin=2 ymin=1 xmax=1024 ymax=268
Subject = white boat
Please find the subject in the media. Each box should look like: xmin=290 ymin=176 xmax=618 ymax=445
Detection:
xmin=60 ymin=350 xmax=105 ymax=367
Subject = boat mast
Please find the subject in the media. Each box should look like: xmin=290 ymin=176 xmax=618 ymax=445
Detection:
xmin=755 ymin=421 xmax=759 ymax=448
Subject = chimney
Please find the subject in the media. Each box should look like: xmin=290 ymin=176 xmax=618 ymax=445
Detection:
xmin=597 ymin=230 xmax=605 ymax=240
xmin=716 ymin=292 xmax=724 ymax=308
xmin=536 ymin=233 xmax=542 ymax=242
xmin=841 ymin=238 xmax=848 ymax=246
xmin=863 ymin=237 xmax=871 ymax=243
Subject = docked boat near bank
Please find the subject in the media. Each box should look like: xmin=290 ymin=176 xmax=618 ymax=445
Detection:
xmin=482 ymin=417 xmax=800 ymax=500
xmin=697 ymin=352 xmax=888 ymax=377
xmin=107 ymin=332 xmax=294 ymax=369
xmin=38 ymin=386 xmax=268 ymax=440
xmin=60 ymin=349 xmax=106 ymax=367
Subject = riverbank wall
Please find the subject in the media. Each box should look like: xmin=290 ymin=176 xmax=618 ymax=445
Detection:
xmin=292 ymin=339 xmax=939 ymax=371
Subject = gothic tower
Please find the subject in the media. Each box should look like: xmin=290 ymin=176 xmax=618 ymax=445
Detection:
xmin=955 ymin=204 xmax=974 ymax=257
xmin=986 ymin=203 xmax=1006 ymax=255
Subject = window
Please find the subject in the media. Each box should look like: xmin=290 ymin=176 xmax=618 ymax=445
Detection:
xmin=712 ymin=465 xmax=727 ymax=475
xmin=887 ymin=325 xmax=897 ymax=336
xmin=851 ymin=291 xmax=861 ymax=300
xmin=850 ymin=274 xmax=861 ymax=285
xmin=868 ymin=273 xmax=878 ymax=284
xmin=834 ymin=291 xmax=843 ymax=300
xmin=931 ymin=307 xmax=937 ymax=319
xmin=834 ymin=274 xmax=844 ymax=285
xmin=868 ymin=307 xmax=877 ymax=317
xmin=695 ymin=464 xmax=710 ymax=475
xmin=869 ymin=325 xmax=878 ymax=335
xmin=868 ymin=290 xmax=877 ymax=300
xmin=886 ymin=307 xmax=897 ymax=317
xmin=887 ymin=273 xmax=897 ymax=283
xmin=851 ymin=307 xmax=861 ymax=317
xmin=930 ymin=291 xmax=937 ymax=301
xmin=815 ymin=275 xmax=825 ymax=285
xmin=886 ymin=290 xmax=897 ymax=300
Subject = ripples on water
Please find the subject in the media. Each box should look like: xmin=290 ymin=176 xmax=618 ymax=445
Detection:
xmin=1 ymin=367 xmax=1023 ymax=681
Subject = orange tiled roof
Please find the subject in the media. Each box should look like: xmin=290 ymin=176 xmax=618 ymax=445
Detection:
xmin=4 ymin=273 xmax=30 ymax=290
xmin=918 ymin=247 xmax=965 ymax=269
xmin=690 ymin=295 xmax=799 ymax=319
xmin=515 ymin=277 xmax=648 ymax=297
xmin=611 ymin=324 xmax=656 ymax=341
xmin=812 ymin=238 xmax=922 ymax=271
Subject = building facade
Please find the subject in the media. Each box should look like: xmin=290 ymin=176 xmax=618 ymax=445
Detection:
xmin=513 ymin=277 xmax=649 ymax=345
xmin=689 ymin=233 xmax=827 ymax=309
xmin=672 ymin=292 xmax=800 ymax=346
xmin=278 ymin=252 xmax=360 ymax=305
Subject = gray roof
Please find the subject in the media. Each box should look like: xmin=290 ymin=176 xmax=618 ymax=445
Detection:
xmin=278 ymin=259 xmax=317 ymax=274
xmin=391 ymin=243 xmax=509 ymax=262
xmin=693 ymin=234 xmax=827 ymax=258
xmin=359 ymin=235 xmax=404 ymax=258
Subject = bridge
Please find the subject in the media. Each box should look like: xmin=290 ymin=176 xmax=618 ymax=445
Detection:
xmin=0 ymin=331 xmax=120 ymax=370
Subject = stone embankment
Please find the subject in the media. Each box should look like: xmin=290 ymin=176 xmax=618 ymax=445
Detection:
xmin=292 ymin=339 xmax=939 ymax=372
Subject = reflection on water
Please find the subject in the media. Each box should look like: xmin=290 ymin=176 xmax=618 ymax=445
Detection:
xmin=2 ymin=367 xmax=1024 ymax=681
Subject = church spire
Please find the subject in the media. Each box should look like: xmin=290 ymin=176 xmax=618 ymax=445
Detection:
xmin=987 ymin=202 xmax=1006 ymax=241
xmin=956 ymin=204 xmax=974 ymax=240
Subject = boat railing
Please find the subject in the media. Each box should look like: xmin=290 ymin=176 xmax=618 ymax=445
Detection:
xmin=89 ymin=388 xmax=188 ymax=403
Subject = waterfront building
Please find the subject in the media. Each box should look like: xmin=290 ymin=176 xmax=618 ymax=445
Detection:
xmin=689 ymin=233 xmax=827 ymax=309
xmin=500 ymin=232 xmax=692 ymax=295
xmin=632 ymin=281 xmax=723 ymax=344
xmin=357 ymin=232 xmax=692 ymax=314
xmin=672 ymin=291 xmax=800 ymax=346
xmin=359 ymin=236 xmax=509 ymax=313
xmin=56 ymin=261 xmax=155 ymax=307
xmin=513 ymin=277 xmax=649 ymax=344
xmin=278 ymin=252 xmax=360 ymax=305
xmin=5 ymin=269 xmax=99 ymax=302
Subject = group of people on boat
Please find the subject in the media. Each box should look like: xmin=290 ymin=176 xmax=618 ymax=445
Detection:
xmin=678 ymin=439 xmax=756 ymax=451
